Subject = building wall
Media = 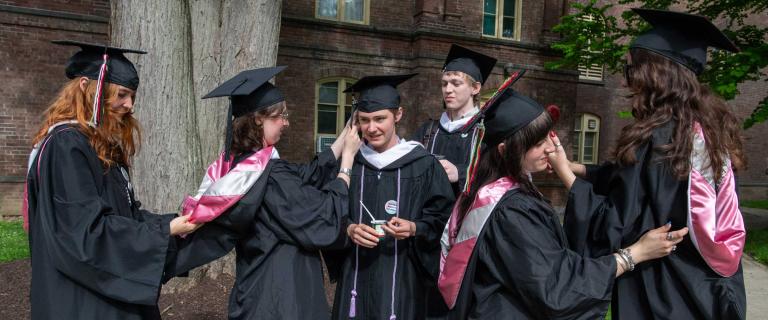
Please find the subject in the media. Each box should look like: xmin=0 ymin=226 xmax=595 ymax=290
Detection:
xmin=0 ymin=1 xmax=109 ymax=216
xmin=2 ymin=1 xmax=766 ymax=217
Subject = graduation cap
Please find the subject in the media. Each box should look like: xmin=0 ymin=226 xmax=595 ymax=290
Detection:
xmin=442 ymin=44 xmax=498 ymax=84
xmin=343 ymin=73 xmax=417 ymax=113
xmin=630 ymin=8 xmax=740 ymax=75
xmin=482 ymin=89 xmax=544 ymax=147
xmin=53 ymin=40 xmax=147 ymax=127
xmin=461 ymin=69 xmax=532 ymax=194
xmin=202 ymin=66 xmax=287 ymax=159
xmin=53 ymin=40 xmax=146 ymax=91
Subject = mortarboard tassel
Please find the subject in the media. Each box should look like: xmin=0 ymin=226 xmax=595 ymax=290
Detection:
xmin=349 ymin=289 xmax=357 ymax=317
xmin=460 ymin=71 xmax=525 ymax=195
xmin=91 ymin=53 xmax=109 ymax=126
xmin=224 ymin=98 xmax=234 ymax=163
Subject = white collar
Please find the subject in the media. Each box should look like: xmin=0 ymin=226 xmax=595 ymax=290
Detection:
xmin=360 ymin=137 xmax=421 ymax=169
xmin=440 ymin=107 xmax=479 ymax=132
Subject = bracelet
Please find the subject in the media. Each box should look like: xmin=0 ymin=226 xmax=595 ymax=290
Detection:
xmin=617 ymin=248 xmax=635 ymax=271
xmin=614 ymin=254 xmax=627 ymax=273
xmin=339 ymin=167 xmax=352 ymax=177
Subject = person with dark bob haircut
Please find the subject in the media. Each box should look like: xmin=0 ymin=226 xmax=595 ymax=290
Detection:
xmin=437 ymin=74 xmax=685 ymax=319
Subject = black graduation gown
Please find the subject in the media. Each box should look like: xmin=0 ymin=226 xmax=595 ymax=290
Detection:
xmin=412 ymin=119 xmax=478 ymax=195
xmin=167 ymin=149 xmax=349 ymax=320
xmin=564 ymin=122 xmax=746 ymax=319
xmin=446 ymin=189 xmax=616 ymax=320
xmin=26 ymin=127 xmax=177 ymax=320
xmin=328 ymin=146 xmax=455 ymax=320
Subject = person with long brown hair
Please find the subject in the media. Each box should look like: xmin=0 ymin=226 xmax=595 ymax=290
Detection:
xmin=437 ymin=77 xmax=686 ymax=319
xmin=548 ymin=9 xmax=747 ymax=320
xmin=23 ymin=41 xmax=200 ymax=320
xmin=165 ymin=67 xmax=362 ymax=320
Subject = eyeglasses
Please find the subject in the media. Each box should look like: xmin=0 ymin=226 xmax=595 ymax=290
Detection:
xmin=270 ymin=112 xmax=289 ymax=121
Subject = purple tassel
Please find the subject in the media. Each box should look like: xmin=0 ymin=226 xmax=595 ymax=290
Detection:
xmin=349 ymin=290 xmax=357 ymax=318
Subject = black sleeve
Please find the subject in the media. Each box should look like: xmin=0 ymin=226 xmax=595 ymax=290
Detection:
xmin=282 ymin=148 xmax=339 ymax=188
xmin=38 ymin=132 xmax=172 ymax=306
xmin=412 ymin=158 xmax=456 ymax=280
xmin=481 ymin=200 xmax=615 ymax=319
xmin=262 ymin=162 xmax=350 ymax=250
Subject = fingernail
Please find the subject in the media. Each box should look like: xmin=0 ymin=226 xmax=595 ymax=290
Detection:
xmin=549 ymin=131 xmax=556 ymax=138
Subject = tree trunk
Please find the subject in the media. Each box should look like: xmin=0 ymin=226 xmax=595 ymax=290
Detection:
xmin=110 ymin=0 xmax=282 ymax=292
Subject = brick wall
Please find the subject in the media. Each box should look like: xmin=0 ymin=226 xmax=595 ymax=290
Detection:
xmin=0 ymin=1 xmax=108 ymax=216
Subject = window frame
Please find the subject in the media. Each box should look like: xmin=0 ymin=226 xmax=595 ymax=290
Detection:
xmin=315 ymin=77 xmax=357 ymax=153
xmin=482 ymin=0 xmax=523 ymax=41
xmin=315 ymin=0 xmax=370 ymax=25
xmin=572 ymin=113 xmax=600 ymax=164
xmin=577 ymin=14 xmax=605 ymax=81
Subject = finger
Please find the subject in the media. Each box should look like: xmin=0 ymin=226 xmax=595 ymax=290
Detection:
xmin=669 ymin=227 xmax=689 ymax=239
xmin=652 ymin=223 xmax=672 ymax=234
xmin=381 ymin=225 xmax=396 ymax=235
xmin=353 ymin=236 xmax=377 ymax=248
xmin=356 ymin=230 xmax=380 ymax=243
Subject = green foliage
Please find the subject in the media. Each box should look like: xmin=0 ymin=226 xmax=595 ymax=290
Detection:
xmin=741 ymin=199 xmax=768 ymax=210
xmin=548 ymin=0 xmax=768 ymax=128
xmin=0 ymin=220 xmax=29 ymax=263
xmin=746 ymin=228 xmax=768 ymax=266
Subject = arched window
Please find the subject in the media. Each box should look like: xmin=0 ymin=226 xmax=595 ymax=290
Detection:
xmin=572 ymin=113 xmax=600 ymax=164
xmin=316 ymin=77 xmax=356 ymax=153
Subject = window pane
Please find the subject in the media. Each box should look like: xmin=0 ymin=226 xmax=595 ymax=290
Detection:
xmin=344 ymin=0 xmax=364 ymax=22
xmin=502 ymin=17 xmax=515 ymax=38
xmin=319 ymin=82 xmax=339 ymax=104
xmin=318 ymin=0 xmax=338 ymax=18
xmin=503 ymin=0 xmax=516 ymax=16
xmin=572 ymin=133 xmax=580 ymax=161
xmin=574 ymin=116 xmax=582 ymax=131
xmin=318 ymin=104 xmax=338 ymax=134
xmin=484 ymin=0 xmax=497 ymax=14
xmin=483 ymin=15 xmax=496 ymax=36
xmin=583 ymin=132 xmax=596 ymax=163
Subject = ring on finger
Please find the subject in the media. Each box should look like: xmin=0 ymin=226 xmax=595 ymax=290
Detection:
xmin=554 ymin=143 xmax=562 ymax=148
xmin=671 ymin=245 xmax=677 ymax=252
xmin=666 ymin=232 xmax=673 ymax=241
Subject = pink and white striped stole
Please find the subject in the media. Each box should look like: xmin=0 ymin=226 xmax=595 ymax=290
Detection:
xmin=438 ymin=177 xmax=518 ymax=309
xmin=688 ymin=123 xmax=745 ymax=277
xmin=181 ymin=146 xmax=273 ymax=224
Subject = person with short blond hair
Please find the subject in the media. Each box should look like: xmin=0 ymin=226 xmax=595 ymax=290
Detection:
xmin=412 ymin=44 xmax=497 ymax=196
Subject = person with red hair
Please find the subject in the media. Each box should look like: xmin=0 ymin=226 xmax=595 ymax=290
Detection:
xmin=24 ymin=41 xmax=199 ymax=320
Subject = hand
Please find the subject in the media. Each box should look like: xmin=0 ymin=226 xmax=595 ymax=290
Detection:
xmin=347 ymin=223 xmax=380 ymax=248
xmin=382 ymin=217 xmax=416 ymax=240
xmin=628 ymin=223 xmax=689 ymax=264
xmin=342 ymin=123 xmax=362 ymax=157
xmin=169 ymin=215 xmax=203 ymax=236
xmin=330 ymin=125 xmax=351 ymax=159
xmin=546 ymin=132 xmax=577 ymax=189
xmin=439 ymin=159 xmax=459 ymax=183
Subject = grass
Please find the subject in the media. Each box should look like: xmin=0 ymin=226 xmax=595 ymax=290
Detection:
xmin=0 ymin=219 xmax=30 ymax=263
xmin=741 ymin=199 xmax=768 ymax=210
xmin=746 ymin=228 xmax=768 ymax=265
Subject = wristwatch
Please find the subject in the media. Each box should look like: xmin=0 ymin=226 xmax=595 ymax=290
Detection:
xmin=339 ymin=167 xmax=352 ymax=177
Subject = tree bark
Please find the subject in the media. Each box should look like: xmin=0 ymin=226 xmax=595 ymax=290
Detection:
xmin=110 ymin=0 xmax=282 ymax=292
